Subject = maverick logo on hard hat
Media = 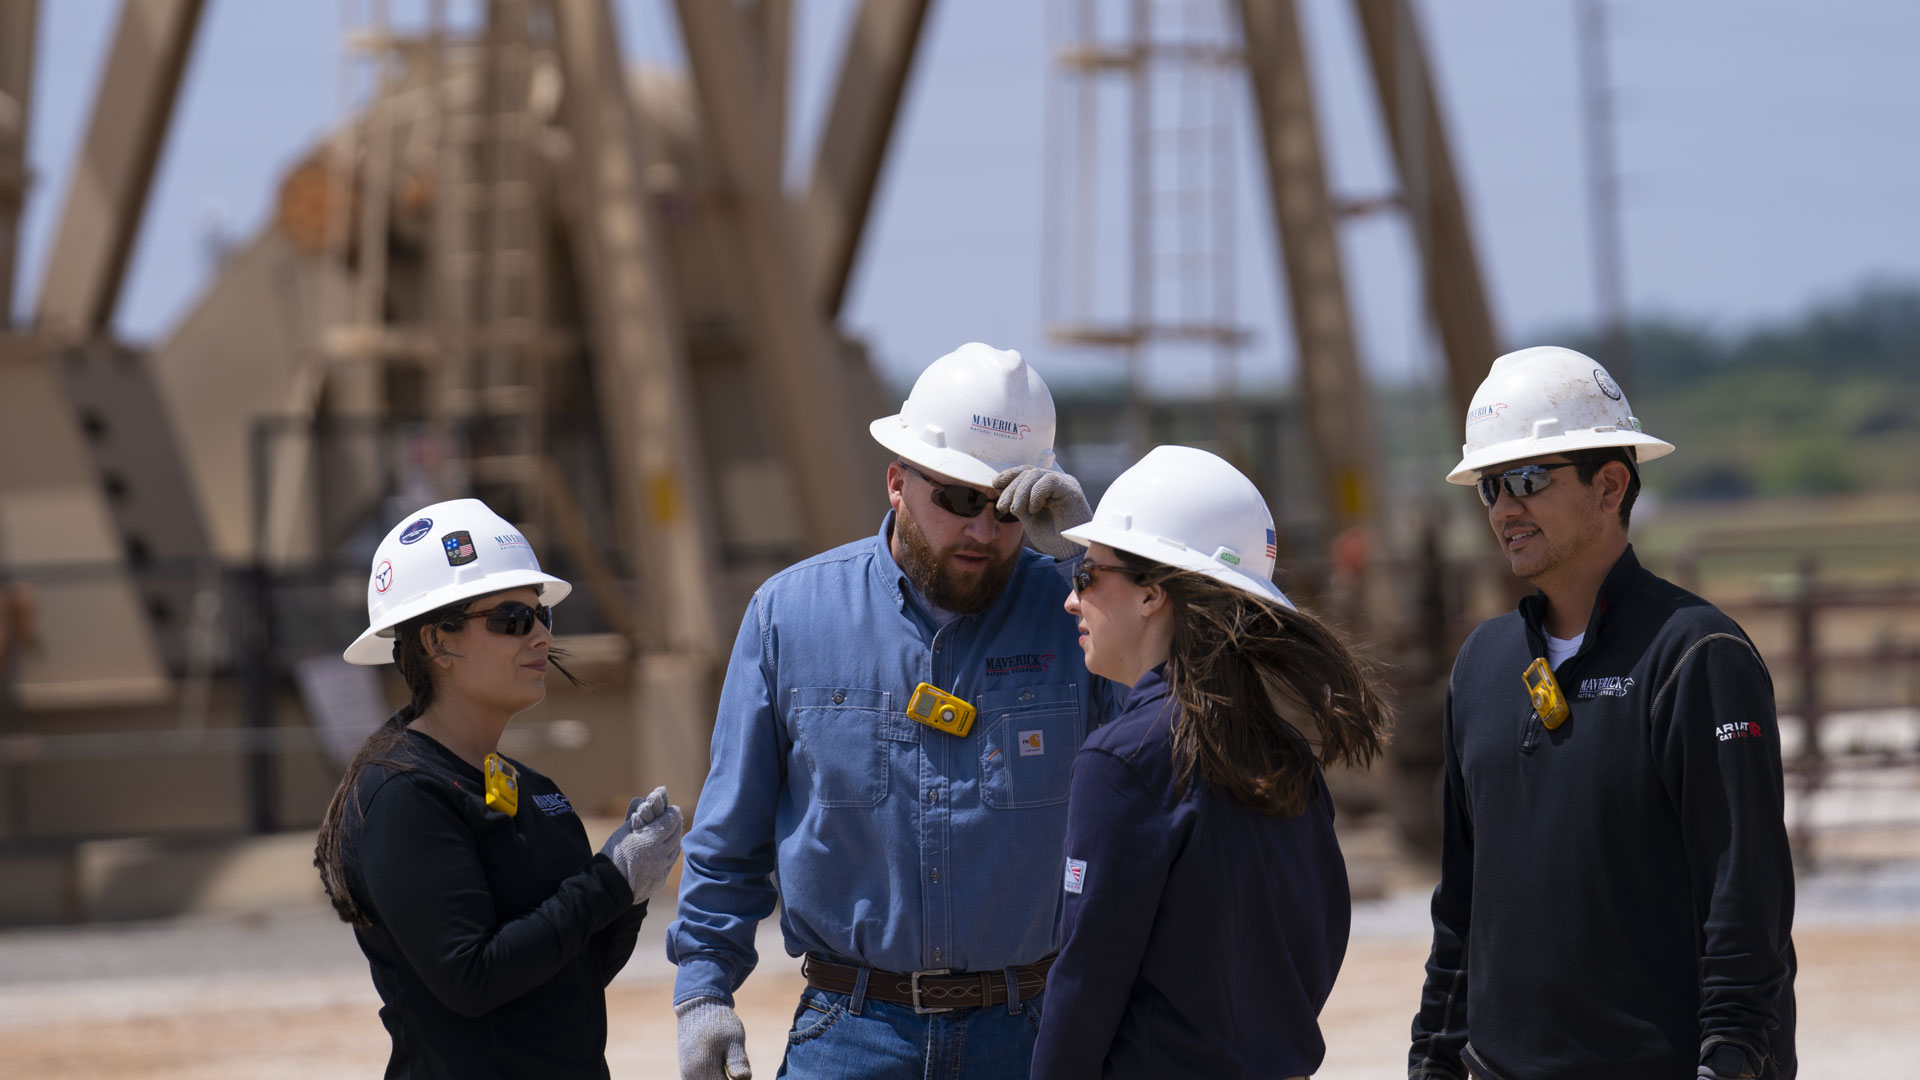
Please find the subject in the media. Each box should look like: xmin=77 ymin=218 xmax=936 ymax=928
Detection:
xmin=1466 ymin=402 xmax=1508 ymax=428
xmin=398 ymin=517 xmax=433 ymax=545
xmin=970 ymin=415 xmax=1031 ymax=439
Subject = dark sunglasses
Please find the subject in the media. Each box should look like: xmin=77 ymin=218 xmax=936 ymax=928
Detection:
xmin=445 ymin=600 xmax=553 ymax=636
xmin=897 ymin=460 xmax=1019 ymax=523
xmin=1071 ymin=562 xmax=1138 ymax=594
xmin=1476 ymin=462 xmax=1576 ymax=507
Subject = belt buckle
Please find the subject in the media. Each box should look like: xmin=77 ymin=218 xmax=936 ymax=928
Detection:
xmin=910 ymin=968 xmax=954 ymax=1014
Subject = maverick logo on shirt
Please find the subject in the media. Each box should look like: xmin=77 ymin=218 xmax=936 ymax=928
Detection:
xmin=985 ymin=653 xmax=1054 ymax=676
xmin=1577 ymin=675 xmax=1635 ymax=699
xmin=531 ymin=792 xmax=574 ymax=816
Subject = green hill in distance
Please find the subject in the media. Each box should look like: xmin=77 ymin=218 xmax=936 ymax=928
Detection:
xmin=1549 ymin=281 xmax=1920 ymax=500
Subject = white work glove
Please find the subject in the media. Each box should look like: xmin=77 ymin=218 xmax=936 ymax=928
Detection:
xmin=676 ymin=996 xmax=751 ymax=1079
xmin=994 ymin=465 xmax=1092 ymax=560
xmin=598 ymin=785 xmax=683 ymax=903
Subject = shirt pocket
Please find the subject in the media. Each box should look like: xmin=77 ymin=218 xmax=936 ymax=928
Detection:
xmin=791 ymin=686 xmax=895 ymax=808
xmin=978 ymin=684 xmax=1082 ymax=810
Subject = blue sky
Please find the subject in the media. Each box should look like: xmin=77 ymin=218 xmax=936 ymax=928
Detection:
xmin=12 ymin=1 xmax=1919 ymax=395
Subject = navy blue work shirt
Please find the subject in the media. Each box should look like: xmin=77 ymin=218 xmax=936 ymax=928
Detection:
xmin=1032 ymin=665 xmax=1348 ymax=1080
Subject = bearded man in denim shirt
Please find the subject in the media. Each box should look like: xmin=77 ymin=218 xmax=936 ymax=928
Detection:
xmin=668 ymin=343 xmax=1122 ymax=1080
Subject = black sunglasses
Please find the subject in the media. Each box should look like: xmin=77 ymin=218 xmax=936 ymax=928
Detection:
xmin=445 ymin=600 xmax=553 ymax=636
xmin=1071 ymin=562 xmax=1138 ymax=594
xmin=897 ymin=460 xmax=1020 ymax=524
xmin=1476 ymin=463 xmax=1576 ymax=507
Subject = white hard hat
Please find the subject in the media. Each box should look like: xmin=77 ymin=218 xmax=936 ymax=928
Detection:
xmin=1446 ymin=346 xmax=1674 ymax=485
xmin=343 ymin=498 xmax=572 ymax=665
xmin=869 ymin=342 xmax=1058 ymax=488
xmin=1061 ymin=445 xmax=1293 ymax=608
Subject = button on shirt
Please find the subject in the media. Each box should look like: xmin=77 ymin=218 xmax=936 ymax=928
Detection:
xmin=667 ymin=514 xmax=1123 ymax=1004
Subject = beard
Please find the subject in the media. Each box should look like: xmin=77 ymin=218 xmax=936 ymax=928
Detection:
xmin=894 ymin=502 xmax=1019 ymax=615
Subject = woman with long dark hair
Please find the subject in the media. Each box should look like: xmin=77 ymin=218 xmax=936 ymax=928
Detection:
xmin=315 ymin=498 xmax=683 ymax=1079
xmin=1029 ymin=446 xmax=1393 ymax=1080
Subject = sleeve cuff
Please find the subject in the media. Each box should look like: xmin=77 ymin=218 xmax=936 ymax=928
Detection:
xmin=672 ymin=954 xmax=737 ymax=1008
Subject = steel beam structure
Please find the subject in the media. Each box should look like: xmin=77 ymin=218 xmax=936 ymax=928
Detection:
xmin=33 ymin=0 xmax=206 ymax=336
xmin=673 ymin=0 xmax=869 ymax=554
xmin=551 ymin=0 xmax=726 ymax=813
xmin=1352 ymin=0 xmax=1499 ymax=419
xmin=745 ymin=0 xmax=792 ymax=178
xmin=800 ymin=0 xmax=934 ymax=318
xmin=0 ymin=0 xmax=38 ymax=329
xmin=1237 ymin=0 xmax=1378 ymax=535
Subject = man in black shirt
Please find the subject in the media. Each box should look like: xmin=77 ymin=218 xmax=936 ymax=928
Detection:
xmin=1408 ymin=347 xmax=1796 ymax=1080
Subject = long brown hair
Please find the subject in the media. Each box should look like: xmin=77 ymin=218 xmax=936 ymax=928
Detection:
xmin=313 ymin=593 xmax=580 ymax=927
xmin=1114 ymin=549 xmax=1393 ymax=817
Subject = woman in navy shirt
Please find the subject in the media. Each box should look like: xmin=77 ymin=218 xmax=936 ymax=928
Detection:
xmin=1031 ymin=447 xmax=1392 ymax=1080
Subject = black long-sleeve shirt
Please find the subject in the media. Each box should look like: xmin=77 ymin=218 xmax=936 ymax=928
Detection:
xmin=343 ymin=727 xmax=645 ymax=1080
xmin=1409 ymin=546 xmax=1796 ymax=1080
xmin=1033 ymin=666 xmax=1348 ymax=1079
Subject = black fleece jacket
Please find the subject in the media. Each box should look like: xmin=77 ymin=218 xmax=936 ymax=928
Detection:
xmin=1409 ymin=546 xmax=1796 ymax=1080
xmin=343 ymin=728 xmax=646 ymax=1080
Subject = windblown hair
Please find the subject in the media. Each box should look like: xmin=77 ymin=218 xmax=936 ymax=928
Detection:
xmin=314 ymin=593 xmax=580 ymax=927
xmin=1113 ymin=549 xmax=1394 ymax=817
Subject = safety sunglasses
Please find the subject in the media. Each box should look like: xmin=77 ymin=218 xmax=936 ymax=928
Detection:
xmin=447 ymin=600 xmax=553 ymax=636
xmin=897 ymin=460 xmax=1019 ymax=523
xmin=1071 ymin=562 xmax=1137 ymax=594
xmin=1476 ymin=463 xmax=1576 ymax=508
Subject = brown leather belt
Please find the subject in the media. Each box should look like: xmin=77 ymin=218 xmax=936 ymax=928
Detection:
xmin=801 ymin=954 xmax=1054 ymax=1014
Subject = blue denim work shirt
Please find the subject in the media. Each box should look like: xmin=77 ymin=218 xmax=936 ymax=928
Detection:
xmin=667 ymin=513 xmax=1122 ymax=1005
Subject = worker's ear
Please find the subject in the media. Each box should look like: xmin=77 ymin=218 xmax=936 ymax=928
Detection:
xmin=1139 ymin=581 xmax=1170 ymax=619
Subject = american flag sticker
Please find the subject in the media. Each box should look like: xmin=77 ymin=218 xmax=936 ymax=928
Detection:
xmin=1064 ymin=857 xmax=1086 ymax=894
xmin=1265 ymin=528 xmax=1278 ymax=559
xmin=442 ymin=530 xmax=479 ymax=566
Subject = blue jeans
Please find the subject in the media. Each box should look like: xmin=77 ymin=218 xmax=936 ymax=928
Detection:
xmin=776 ymin=980 xmax=1046 ymax=1079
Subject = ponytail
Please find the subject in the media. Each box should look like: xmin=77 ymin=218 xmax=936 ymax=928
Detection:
xmin=313 ymin=609 xmax=445 ymax=927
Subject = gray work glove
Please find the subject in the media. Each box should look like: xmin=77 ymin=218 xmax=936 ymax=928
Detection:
xmin=598 ymin=785 xmax=683 ymax=903
xmin=994 ymin=465 xmax=1092 ymax=560
xmin=676 ymin=996 xmax=751 ymax=1079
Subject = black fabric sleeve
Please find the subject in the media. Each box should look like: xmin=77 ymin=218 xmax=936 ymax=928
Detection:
xmin=356 ymin=775 xmax=636 ymax=1017
xmin=1030 ymin=747 xmax=1172 ymax=1080
xmin=1409 ymin=684 xmax=1473 ymax=1080
xmin=593 ymin=900 xmax=649 ymax=987
xmin=1652 ymin=634 xmax=1795 ymax=1070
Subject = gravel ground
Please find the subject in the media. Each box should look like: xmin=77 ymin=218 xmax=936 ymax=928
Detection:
xmin=3 ymin=860 xmax=1915 ymax=1078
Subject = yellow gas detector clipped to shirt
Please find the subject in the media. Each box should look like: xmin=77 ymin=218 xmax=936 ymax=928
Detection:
xmin=906 ymin=682 xmax=977 ymax=738
xmin=1523 ymin=657 xmax=1570 ymax=731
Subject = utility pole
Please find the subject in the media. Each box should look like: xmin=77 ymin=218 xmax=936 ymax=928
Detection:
xmin=1576 ymin=0 xmax=1629 ymax=385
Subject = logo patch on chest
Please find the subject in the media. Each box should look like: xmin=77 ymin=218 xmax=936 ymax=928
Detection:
xmin=1064 ymin=857 xmax=1086 ymax=894
xmin=1018 ymin=730 xmax=1045 ymax=756
xmin=1576 ymin=675 xmax=1635 ymax=699
xmin=985 ymin=653 xmax=1054 ymax=676
xmin=531 ymin=792 xmax=574 ymax=816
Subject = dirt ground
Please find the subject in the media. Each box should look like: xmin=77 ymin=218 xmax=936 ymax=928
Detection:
xmin=2 ymin=916 xmax=1912 ymax=1079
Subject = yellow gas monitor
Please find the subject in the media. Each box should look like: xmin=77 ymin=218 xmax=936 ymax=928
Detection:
xmin=906 ymin=683 xmax=977 ymax=738
xmin=483 ymin=752 xmax=520 ymax=817
xmin=1523 ymin=658 xmax=1570 ymax=731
